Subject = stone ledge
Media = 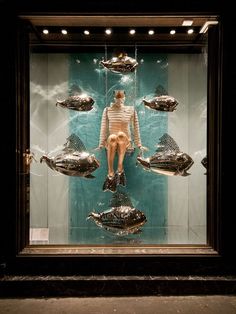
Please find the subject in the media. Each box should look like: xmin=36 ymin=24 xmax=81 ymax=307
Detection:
xmin=1 ymin=275 xmax=236 ymax=297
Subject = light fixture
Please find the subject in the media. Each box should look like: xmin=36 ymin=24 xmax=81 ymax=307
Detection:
xmin=84 ymin=30 xmax=90 ymax=35
xmin=129 ymin=29 xmax=136 ymax=35
xmin=182 ymin=20 xmax=193 ymax=26
xmin=42 ymin=29 xmax=49 ymax=35
xmin=170 ymin=30 xmax=176 ymax=35
xmin=61 ymin=29 xmax=67 ymax=35
xmin=148 ymin=30 xmax=155 ymax=35
xmin=105 ymin=28 xmax=112 ymax=35
xmin=187 ymin=29 xmax=194 ymax=34
xmin=199 ymin=21 xmax=218 ymax=34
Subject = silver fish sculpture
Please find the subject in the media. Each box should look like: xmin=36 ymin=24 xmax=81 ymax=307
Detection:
xmin=137 ymin=133 xmax=194 ymax=177
xmin=100 ymin=53 xmax=138 ymax=73
xmin=40 ymin=133 xmax=100 ymax=178
xmin=143 ymin=95 xmax=178 ymax=112
xmin=56 ymin=94 xmax=94 ymax=111
xmin=87 ymin=192 xmax=147 ymax=236
xmin=201 ymin=156 xmax=207 ymax=175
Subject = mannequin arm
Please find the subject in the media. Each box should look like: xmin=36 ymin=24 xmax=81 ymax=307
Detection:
xmin=98 ymin=107 xmax=108 ymax=148
xmin=133 ymin=109 xmax=142 ymax=147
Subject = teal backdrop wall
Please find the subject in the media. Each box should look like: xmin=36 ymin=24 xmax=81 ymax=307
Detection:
xmin=68 ymin=48 xmax=168 ymax=244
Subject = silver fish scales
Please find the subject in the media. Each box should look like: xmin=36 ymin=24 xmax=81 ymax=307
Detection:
xmin=100 ymin=53 xmax=138 ymax=74
xmin=88 ymin=192 xmax=147 ymax=236
xmin=137 ymin=133 xmax=194 ymax=177
xmin=143 ymin=95 xmax=178 ymax=112
xmin=40 ymin=133 xmax=100 ymax=178
xmin=56 ymin=94 xmax=94 ymax=111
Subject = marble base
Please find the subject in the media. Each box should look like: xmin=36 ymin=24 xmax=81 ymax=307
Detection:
xmin=1 ymin=275 xmax=236 ymax=297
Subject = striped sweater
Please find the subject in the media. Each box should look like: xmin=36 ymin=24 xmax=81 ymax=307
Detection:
xmin=99 ymin=104 xmax=142 ymax=148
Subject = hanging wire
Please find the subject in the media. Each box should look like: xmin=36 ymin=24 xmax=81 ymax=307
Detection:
xmin=134 ymin=44 xmax=137 ymax=104
xmin=105 ymin=44 xmax=108 ymax=106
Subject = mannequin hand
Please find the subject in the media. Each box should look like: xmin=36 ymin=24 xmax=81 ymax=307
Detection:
xmin=138 ymin=145 xmax=148 ymax=152
xmin=93 ymin=145 xmax=103 ymax=151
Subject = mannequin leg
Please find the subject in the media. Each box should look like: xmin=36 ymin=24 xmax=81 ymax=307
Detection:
xmin=106 ymin=134 xmax=117 ymax=177
xmin=116 ymin=131 xmax=129 ymax=173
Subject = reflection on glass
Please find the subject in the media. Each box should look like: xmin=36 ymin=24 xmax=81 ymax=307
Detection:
xmin=29 ymin=47 xmax=207 ymax=245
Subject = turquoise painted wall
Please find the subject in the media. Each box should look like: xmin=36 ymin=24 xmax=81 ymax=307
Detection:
xmin=68 ymin=49 xmax=168 ymax=244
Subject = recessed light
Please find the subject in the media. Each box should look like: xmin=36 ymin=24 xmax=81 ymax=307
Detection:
xmin=187 ymin=29 xmax=194 ymax=34
xmin=105 ymin=28 xmax=112 ymax=35
xmin=182 ymin=20 xmax=193 ymax=26
xmin=42 ymin=29 xmax=49 ymax=35
xmin=61 ymin=29 xmax=67 ymax=35
xmin=84 ymin=30 xmax=90 ymax=35
xmin=148 ymin=30 xmax=155 ymax=35
xmin=129 ymin=29 xmax=136 ymax=35
xmin=170 ymin=30 xmax=176 ymax=35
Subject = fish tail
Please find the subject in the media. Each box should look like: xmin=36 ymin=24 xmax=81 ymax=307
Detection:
xmin=181 ymin=171 xmax=191 ymax=177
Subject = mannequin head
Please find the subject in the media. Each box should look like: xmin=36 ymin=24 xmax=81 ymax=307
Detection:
xmin=113 ymin=90 xmax=125 ymax=106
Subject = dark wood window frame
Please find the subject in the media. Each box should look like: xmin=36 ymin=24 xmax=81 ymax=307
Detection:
xmin=8 ymin=11 xmax=229 ymax=275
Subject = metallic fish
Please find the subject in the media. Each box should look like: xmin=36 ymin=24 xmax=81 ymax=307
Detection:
xmin=87 ymin=192 xmax=147 ymax=236
xmin=143 ymin=95 xmax=178 ymax=112
xmin=40 ymin=133 xmax=100 ymax=178
xmin=100 ymin=53 xmax=138 ymax=73
xmin=201 ymin=156 xmax=207 ymax=175
xmin=56 ymin=94 xmax=94 ymax=111
xmin=137 ymin=133 xmax=194 ymax=176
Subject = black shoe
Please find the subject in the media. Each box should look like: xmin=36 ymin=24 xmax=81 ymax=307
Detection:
xmin=103 ymin=174 xmax=117 ymax=193
xmin=116 ymin=170 xmax=126 ymax=187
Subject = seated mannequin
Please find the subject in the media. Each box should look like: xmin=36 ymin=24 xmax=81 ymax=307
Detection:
xmin=97 ymin=90 xmax=146 ymax=192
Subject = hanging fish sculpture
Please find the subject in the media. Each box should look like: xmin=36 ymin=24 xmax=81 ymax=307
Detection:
xmin=201 ymin=156 xmax=207 ymax=175
xmin=40 ymin=133 xmax=100 ymax=178
xmin=56 ymin=94 xmax=94 ymax=111
xmin=137 ymin=133 xmax=194 ymax=176
xmin=100 ymin=53 xmax=138 ymax=74
xmin=143 ymin=95 xmax=178 ymax=112
xmin=87 ymin=192 xmax=147 ymax=236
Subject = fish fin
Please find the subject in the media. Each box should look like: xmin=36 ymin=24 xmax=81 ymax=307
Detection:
xmin=69 ymin=84 xmax=82 ymax=95
xmin=85 ymin=174 xmax=95 ymax=179
xmin=155 ymin=84 xmax=168 ymax=96
xmin=64 ymin=133 xmax=87 ymax=152
xmin=109 ymin=191 xmax=133 ymax=208
xmin=156 ymin=133 xmax=180 ymax=153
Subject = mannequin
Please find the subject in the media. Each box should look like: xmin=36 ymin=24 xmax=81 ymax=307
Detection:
xmin=97 ymin=90 xmax=146 ymax=192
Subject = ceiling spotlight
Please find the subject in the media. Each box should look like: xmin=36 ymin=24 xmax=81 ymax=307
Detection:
xmin=148 ymin=30 xmax=155 ymax=35
xmin=42 ymin=29 xmax=49 ymax=35
xmin=129 ymin=29 xmax=136 ymax=35
xmin=61 ymin=29 xmax=67 ymax=35
xmin=84 ymin=30 xmax=90 ymax=35
xmin=170 ymin=30 xmax=176 ymax=35
xmin=182 ymin=20 xmax=193 ymax=26
xmin=105 ymin=28 xmax=112 ymax=35
xmin=187 ymin=29 xmax=194 ymax=34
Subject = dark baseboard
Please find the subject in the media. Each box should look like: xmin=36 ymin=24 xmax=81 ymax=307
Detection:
xmin=1 ymin=275 xmax=236 ymax=297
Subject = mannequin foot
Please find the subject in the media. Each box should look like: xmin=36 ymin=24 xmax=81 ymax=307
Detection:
xmin=102 ymin=174 xmax=117 ymax=193
xmin=116 ymin=170 xmax=126 ymax=186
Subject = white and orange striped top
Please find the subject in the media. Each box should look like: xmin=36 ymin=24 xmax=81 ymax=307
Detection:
xmin=99 ymin=103 xmax=142 ymax=148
